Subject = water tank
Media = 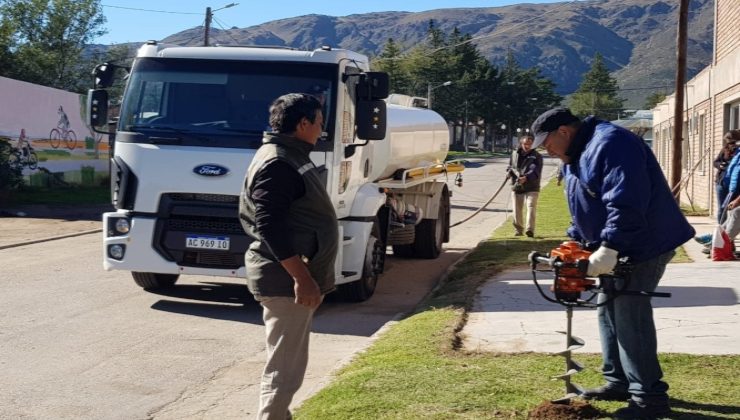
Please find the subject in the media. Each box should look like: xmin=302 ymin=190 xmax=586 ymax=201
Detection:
xmin=366 ymin=103 xmax=450 ymax=181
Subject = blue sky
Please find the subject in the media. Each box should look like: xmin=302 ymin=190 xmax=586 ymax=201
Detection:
xmin=96 ymin=0 xmax=566 ymax=45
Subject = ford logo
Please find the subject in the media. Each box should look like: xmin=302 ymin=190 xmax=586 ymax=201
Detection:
xmin=193 ymin=164 xmax=230 ymax=177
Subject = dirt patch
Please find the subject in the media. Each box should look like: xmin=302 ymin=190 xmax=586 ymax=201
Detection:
xmin=528 ymin=399 xmax=602 ymax=419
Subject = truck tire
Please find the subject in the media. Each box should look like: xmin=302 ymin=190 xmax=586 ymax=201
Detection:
xmin=412 ymin=190 xmax=449 ymax=259
xmin=132 ymin=272 xmax=179 ymax=290
xmin=339 ymin=223 xmax=385 ymax=302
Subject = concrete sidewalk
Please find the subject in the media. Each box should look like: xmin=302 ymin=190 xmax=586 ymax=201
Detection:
xmin=463 ymin=215 xmax=740 ymax=355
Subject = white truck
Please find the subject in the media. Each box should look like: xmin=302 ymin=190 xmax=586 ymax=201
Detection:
xmin=88 ymin=42 xmax=462 ymax=301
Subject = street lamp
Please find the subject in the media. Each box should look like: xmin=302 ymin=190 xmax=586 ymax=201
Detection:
xmin=205 ymin=3 xmax=239 ymax=46
xmin=427 ymin=81 xmax=452 ymax=110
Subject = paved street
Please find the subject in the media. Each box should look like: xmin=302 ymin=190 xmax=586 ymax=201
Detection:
xmin=0 ymin=157 xmax=556 ymax=419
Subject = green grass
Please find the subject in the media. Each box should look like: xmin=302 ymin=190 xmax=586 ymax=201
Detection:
xmin=681 ymin=204 xmax=710 ymax=217
xmin=7 ymin=185 xmax=110 ymax=206
xmin=295 ymin=182 xmax=738 ymax=420
xmin=36 ymin=150 xmax=101 ymax=161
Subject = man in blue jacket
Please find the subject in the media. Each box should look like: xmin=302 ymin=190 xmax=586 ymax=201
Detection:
xmin=531 ymin=108 xmax=694 ymax=419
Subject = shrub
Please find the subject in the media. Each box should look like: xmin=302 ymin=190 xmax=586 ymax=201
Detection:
xmin=0 ymin=139 xmax=23 ymax=191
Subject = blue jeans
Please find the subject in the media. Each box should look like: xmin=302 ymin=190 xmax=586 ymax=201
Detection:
xmin=596 ymin=250 xmax=674 ymax=406
xmin=717 ymin=184 xmax=728 ymax=223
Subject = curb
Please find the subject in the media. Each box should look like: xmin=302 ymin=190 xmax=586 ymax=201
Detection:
xmin=0 ymin=228 xmax=102 ymax=250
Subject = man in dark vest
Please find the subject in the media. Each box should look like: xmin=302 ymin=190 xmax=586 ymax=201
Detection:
xmin=239 ymin=93 xmax=338 ymax=420
xmin=507 ymin=134 xmax=543 ymax=237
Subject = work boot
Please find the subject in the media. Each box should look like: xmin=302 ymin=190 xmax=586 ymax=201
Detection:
xmin=514 ymin=231 xmax=523 ymax=236
xmin=525 ymin=230 xmax=534 ymax=238
xmin=581 ymin=384 xmax=630 ymax=401
xmin=694 ymin=233 xmax=712 ymax=245
xmin=613 ymin=399 xmax=671 ymax=419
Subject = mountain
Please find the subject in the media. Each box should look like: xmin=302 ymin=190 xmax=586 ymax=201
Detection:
xmin=97 ymin=0 xmax=715 ymax=108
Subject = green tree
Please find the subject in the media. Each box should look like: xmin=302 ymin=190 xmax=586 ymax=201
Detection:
xmin=374 ymin=38 xmax=412 ymax=95
xmin=569 ymin=53 xmax=624 ymax=120
xmin=644 ymin=91 xmax=667 ymax=109
xmin=0 ymin=0 xmax=107 ymax=92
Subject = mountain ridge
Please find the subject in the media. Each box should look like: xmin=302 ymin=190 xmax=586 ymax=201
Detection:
xmin=96 ymin=0 xmax=714 ymax=108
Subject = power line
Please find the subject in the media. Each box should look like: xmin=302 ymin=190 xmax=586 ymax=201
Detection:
xmin=101 ymin=4 xmax=200 ymax=15
xmin=212 ymin=16 xmax=243 ymax=45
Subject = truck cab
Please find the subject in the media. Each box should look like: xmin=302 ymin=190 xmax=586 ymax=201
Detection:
xmin=89 ymin=42 xmax=459 ymax=302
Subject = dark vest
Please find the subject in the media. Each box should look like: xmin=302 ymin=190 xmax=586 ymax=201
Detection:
xmin=510 ymin=147 xmax=543 ymax=193
xmin=239 ymin=133 xmax=338 ymax=298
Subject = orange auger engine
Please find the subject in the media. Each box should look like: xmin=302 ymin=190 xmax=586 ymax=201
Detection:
xmin=527 ymin=241 xmax=671 ymax=404
xmin=528 ymin=241 xmax=601 ymax=306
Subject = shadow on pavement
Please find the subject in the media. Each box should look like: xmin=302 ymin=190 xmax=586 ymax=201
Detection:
xmin=469 ymin=282 xmax=738 ymax=313
xmin=0 ymin=204 xmax=113 ymax=221
xmin=147 ymin=280 xmax=387 ymax=337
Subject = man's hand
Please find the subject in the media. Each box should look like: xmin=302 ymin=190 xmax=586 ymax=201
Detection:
xmin=728 ymin=197 xmax=740 ymax=211
xmin=294 ymin=276 xmax=322 ymax=309
xmin=280 ymin=255 xmax=323 ymax=309
xmin=587 ymin=246 xmax=619 ymax=277
xmin=517 ymin=176 xmax=527 ymax=185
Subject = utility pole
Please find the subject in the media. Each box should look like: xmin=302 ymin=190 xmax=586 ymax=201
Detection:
xmin=204 ymin=3 xmax=238 ymax=46
xmin=672 ymin=0 xmax=689 ymax=200
xmin=204 ymin=7 xmax=212 ymax=46
xmin=463 ymin=100 xmax=469 ymax=152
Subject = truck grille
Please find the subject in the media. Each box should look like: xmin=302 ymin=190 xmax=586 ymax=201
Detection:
xmin=153 ymin=193 xmax=249 ymax=270
xmin=168 ymin=193 xmax=239 ymax=203
xmin=183 ymin=251 xmax=242 ymax=268
xmin=167 ymin=218 xmax=243 ymax=234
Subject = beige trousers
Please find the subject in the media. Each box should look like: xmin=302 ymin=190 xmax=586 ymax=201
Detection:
xmin=512 ymin=191 xmax=539 ymax=234
xmin=257 ymin=296 xmax=318 ymax=420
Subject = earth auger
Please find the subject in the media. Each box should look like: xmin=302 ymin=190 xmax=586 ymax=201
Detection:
xmin=528 ymin=241 xmax=671 ymax=404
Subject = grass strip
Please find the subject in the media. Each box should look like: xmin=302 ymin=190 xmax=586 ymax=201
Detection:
xmin=296 ymin=182 xmax=738 ymax=419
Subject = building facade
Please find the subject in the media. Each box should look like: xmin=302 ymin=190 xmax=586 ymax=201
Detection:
xmin=652 ymin=0 xmax=740 ymax=217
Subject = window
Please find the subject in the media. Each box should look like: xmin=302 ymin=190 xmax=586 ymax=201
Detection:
xmin=729 ymin=102 xmax=740 ymax=130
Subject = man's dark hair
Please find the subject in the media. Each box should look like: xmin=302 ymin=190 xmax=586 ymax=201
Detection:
xmin=269 ymin=93 xmax=322 ymax=134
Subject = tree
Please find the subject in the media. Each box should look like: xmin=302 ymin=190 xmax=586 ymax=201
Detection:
xmin=0 ymin=0 xmax=107 ymax=92
xmin=569 ymin=53 xmax=625 ymax=120
xmin=644 ymin=92 xmax=667 ymax=109
xmin=374 ymin=38 xmax=412 ymax=95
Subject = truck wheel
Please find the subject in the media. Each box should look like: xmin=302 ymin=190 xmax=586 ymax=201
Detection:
xmin=339 ymin=223 xmax=385 ymax=302
xmin=413 ymin=192 xmax=449 ymax=259
xmin=132 ymin=272 xmax=179 ymax=290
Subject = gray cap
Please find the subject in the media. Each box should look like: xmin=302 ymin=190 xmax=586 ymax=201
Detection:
xmin=530 ymin=107 xmax=580 ymax=148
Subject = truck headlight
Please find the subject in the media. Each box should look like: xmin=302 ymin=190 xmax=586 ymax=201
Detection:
xmin=115 ymin=218 xmax=130 ymax=234
xmin=108 ymin=244 xmax=126 ymax=260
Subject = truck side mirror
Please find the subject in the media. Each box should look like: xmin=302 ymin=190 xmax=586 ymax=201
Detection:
xmin=93 ymin=63 xmax=116 ymax=88
xmin=357 ymin=72 xmax=389 ymax=100
xmin=87 ymin=89 xmax=109 ymax=128
xmin=356 ymin=99 xmax=386 ymax=140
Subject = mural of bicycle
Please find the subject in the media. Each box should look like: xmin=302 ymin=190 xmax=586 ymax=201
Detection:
xmin=9 ymin=129 xmax=38 ymax=169
xmin=49 ymin=105 xmax=77 ymax=150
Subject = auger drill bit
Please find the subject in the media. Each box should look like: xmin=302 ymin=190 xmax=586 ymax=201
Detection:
xmin=551 ymin=305 xmax=585 ymax=404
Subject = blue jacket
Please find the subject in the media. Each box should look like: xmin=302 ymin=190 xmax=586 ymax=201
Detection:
xmin=564 ymin=117 xmax=694 ymax=263
xmin=723 ymin=152 xmax=740 ymax=196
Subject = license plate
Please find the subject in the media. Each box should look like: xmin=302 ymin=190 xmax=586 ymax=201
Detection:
xmin=186 ymin=235 xmax=230 ymax=251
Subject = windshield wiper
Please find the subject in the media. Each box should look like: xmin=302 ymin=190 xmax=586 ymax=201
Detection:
xmin=128 ymin=125 xmax=211 ymax=143
xmin=215 ymin=128 xmax=265 ymax=135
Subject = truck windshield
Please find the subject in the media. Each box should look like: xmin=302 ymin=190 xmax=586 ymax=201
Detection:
xmin=118 ymin=57 xmax=337 ymax=149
